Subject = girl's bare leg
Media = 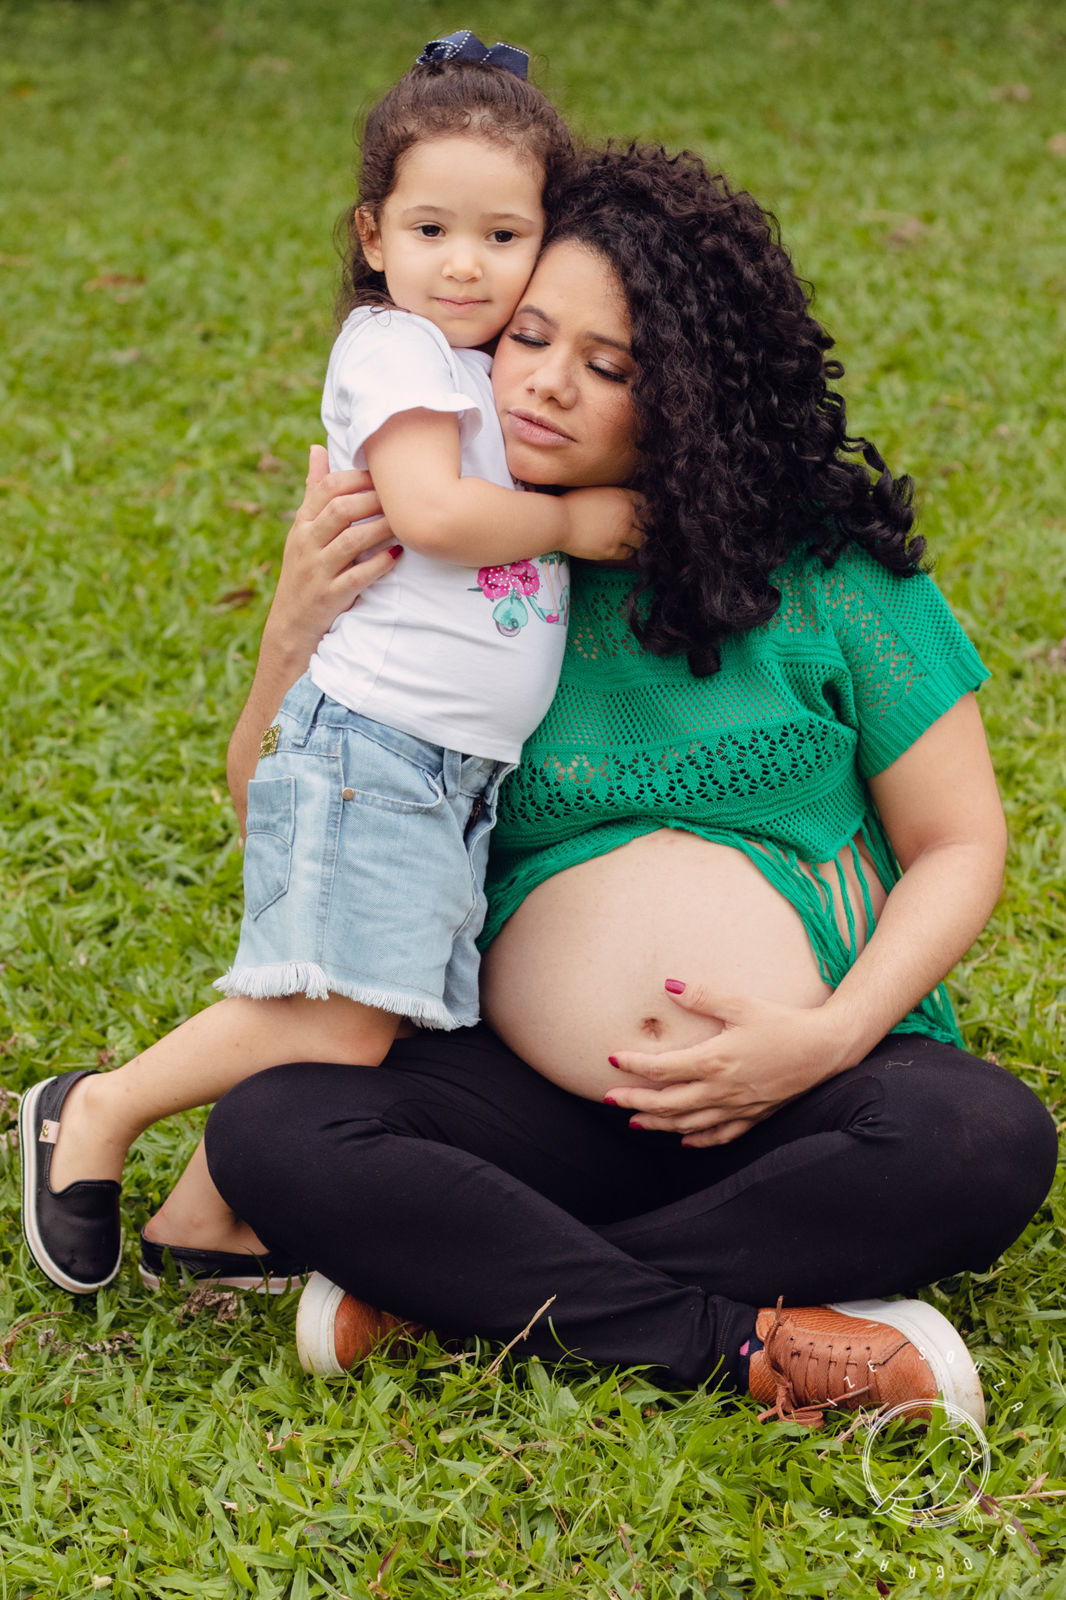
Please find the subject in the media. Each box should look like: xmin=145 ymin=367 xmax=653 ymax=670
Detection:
xmin=47 ymin=994 xmax=398 ymax=1198
xmin=143 ymin=1012 xmax=426 ymax=1254
xmin=142 ymin=1137 xmax=263 ymax=1254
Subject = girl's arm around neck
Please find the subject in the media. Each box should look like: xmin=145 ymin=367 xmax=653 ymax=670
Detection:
xmin=364 ymin=410 xmax=641 ymax=565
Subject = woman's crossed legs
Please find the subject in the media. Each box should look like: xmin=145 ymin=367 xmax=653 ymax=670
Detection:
xmin=205 ymin=1028 xmax=1056 ymax=1391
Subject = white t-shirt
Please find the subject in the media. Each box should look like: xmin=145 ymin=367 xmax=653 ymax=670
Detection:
xmin=310 ymin=307 xmax=570 ymax=763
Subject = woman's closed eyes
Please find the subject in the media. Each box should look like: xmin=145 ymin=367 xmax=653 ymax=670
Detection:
xmin=506 ymin=330 xmax=631 ymax=383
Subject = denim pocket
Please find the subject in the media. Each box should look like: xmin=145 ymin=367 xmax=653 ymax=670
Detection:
xmin=244 ymin=775 xmax=296 ymax=919
xmin=347 ymin=728 xmax=444 ymax=813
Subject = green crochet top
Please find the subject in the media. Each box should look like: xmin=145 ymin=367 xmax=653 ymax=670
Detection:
xmin=482 ymin=543 xmax=989 ymax=1045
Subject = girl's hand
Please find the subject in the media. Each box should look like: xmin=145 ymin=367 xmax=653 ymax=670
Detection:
xmin=559 ymin=486 xmax=644 ymax=562
xmin=267 ymin=445 xmax=401 ymax=653
xmin=605 ymin=982 xmax=849 ymax=1147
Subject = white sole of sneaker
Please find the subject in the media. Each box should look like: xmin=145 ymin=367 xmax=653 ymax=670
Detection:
xmin=295 ymin=1272 xmax=348 ymax=1376
xmin=138 ymin=1263 xmax=300 ymax=1294
xmin=827 ymin=1298 xmax=985 ymax=1427
xmin=18 ymin=1081 xmax=122 ymax=1296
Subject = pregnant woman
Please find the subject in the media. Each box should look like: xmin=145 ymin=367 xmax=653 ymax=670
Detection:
xmin=204 ymin=146 xmax=1057 ymax=1424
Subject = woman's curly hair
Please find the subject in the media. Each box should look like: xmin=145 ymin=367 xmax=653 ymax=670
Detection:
xmin=547 ymin=145 xmax=925 ymax=676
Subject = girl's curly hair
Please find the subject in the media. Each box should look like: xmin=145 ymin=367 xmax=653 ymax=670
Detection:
xmin=547 ymin=144 xmax=925 ymax=676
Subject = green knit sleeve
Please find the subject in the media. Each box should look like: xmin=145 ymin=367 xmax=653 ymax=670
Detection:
xmin=820 ymin=547 xmax=990 ymax=778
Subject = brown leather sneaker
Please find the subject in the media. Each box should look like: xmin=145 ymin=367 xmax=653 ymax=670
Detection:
xmin=296 ymin=1271 xmax=424 ymax=1375
xmin=747 ymin=1297 xmax=985 ymax=1430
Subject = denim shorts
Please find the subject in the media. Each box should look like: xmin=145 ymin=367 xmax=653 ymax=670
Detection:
xmin=213 ymin=674 xmax=513 ymax=1029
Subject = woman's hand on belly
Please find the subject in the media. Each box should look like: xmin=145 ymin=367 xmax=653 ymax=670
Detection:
xmin=482 ymin=832 xmax=833 ymax=1104
xmin=605 ymin=980 xmax=850 ymax=1147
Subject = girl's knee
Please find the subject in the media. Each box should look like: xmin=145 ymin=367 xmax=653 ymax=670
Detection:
xmin=316 ymin=993 xmax=398 ymax=1064
xmin=228 ymin=993 xmax=396 ymax=1066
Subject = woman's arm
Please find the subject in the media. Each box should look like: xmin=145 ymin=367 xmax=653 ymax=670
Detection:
xmin=227 ymin=447 xmax=401 ymax=833
xmin=607 ymin=693 xmax=1007 ymax=1144
xmin=806 ymin=691 xmax=1005 ymax=1060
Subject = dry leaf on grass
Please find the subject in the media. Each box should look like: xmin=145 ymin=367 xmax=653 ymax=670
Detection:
xmin=886 ymin=217 xmax=929 ymax=248
xmin=38 ymin=1330 xmax=136 ymax=1360
xmin=83 ymin=273 xmax=145 ymax=291
xmin=177 ymin=1286 xmax=240 ymax=1323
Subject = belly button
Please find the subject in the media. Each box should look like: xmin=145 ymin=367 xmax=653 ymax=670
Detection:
xmin=640 ymin=1016 xmax=663 ymax=1039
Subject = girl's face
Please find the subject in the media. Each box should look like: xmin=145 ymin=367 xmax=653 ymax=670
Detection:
xmin=492 ymin=241 xmax=641 ymax=488
xmin=357 ymin=134 xmax=544 ymax=350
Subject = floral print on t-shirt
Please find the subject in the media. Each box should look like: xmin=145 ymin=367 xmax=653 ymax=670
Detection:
xmin=472 ymin=553 xmax=569 ymax=637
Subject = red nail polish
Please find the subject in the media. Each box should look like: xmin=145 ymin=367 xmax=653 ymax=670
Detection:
xmin=664 ymin=979 xmax=685 ymax=994
xmin=603 ymin=1095 xmax=618 ymax=1107
xmin=608 ymin=1055 xmax=620 ymax=1068
xmin=389 ymin=544 xmax=404 ymax=560
xmin=629 ymin=1121 xmax=645 ymax=1132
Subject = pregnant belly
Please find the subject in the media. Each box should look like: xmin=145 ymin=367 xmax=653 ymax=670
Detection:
xmin=480 ymin=829 xmax=884 ymax=1102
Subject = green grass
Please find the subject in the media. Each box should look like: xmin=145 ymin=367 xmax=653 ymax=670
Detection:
xmin=2 ymin=0 xmax=1065 ymax=1593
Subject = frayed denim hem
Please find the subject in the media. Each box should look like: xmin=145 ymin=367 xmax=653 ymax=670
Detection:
xmin=212 ymin=963 xmax=472 ymax=1032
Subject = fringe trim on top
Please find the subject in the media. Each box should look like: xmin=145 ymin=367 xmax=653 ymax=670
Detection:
xmin=680 ymin=822 xmax=963 ymax=1049
xmin=212 ymin=963 xmax=469 ymax=1031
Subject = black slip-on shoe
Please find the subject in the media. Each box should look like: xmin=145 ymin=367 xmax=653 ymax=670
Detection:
xmin=19 ymin=1071 xmax=122 ymax=1294
xmin=139 ymin=1231 xmax=306 ymax=1294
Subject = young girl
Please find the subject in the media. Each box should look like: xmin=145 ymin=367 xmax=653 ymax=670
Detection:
xmin=20 ymin=32 xmax=639 ymax=1295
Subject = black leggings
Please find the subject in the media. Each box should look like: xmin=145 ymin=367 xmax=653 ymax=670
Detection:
xmin=204 ymin=1028 xmax=1057 ymax=1391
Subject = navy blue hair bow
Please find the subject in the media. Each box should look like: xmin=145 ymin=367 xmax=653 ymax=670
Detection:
xmin=416 ymin=29 xmax=529 ymax=79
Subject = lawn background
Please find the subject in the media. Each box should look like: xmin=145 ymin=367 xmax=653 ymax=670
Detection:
xmin=1 ymin=0 xmax=1064 ymax=1594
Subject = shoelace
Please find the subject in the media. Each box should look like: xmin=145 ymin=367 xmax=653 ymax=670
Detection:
xmin=756 ymin=1297 xmax=908 ymax=1429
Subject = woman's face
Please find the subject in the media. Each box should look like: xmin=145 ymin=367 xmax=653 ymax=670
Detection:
xmin=492 ymin=241 xmax=640 ymax=489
